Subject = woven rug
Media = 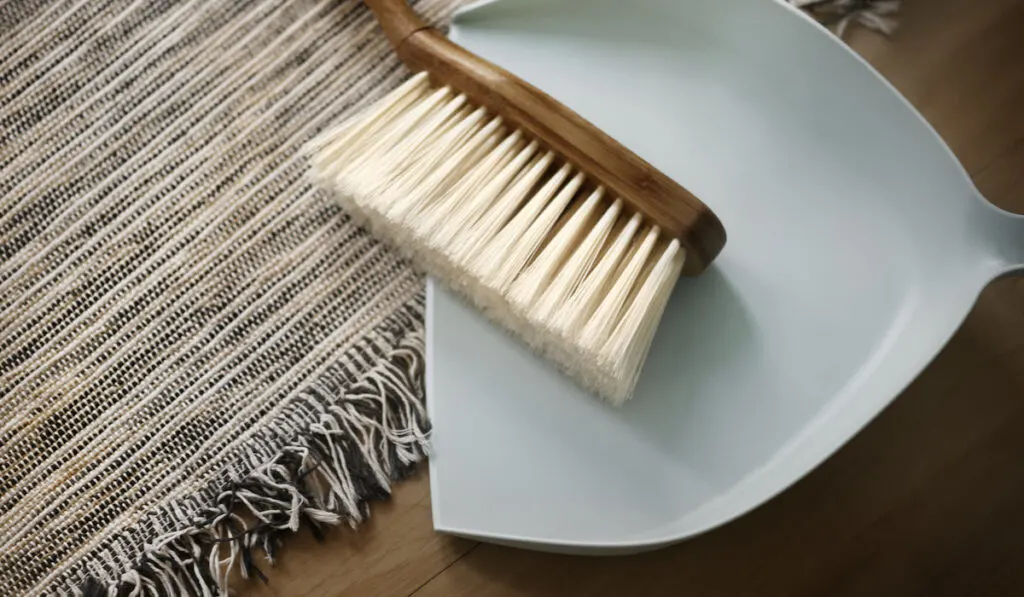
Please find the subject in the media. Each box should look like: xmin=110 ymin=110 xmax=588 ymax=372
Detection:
xmin=0 ymin=0 xmax=457 ymax=594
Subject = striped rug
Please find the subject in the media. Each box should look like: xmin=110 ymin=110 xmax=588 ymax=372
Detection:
xmin=0 ymin=0 xmax=456 ymax=594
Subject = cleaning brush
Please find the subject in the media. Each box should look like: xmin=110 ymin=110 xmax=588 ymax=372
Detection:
xmin=309 ymin=0 xmax=726 ymax=405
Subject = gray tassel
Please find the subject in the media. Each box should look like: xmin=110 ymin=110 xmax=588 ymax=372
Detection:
xmin=792 ymin=0 xmax=903 ymax=37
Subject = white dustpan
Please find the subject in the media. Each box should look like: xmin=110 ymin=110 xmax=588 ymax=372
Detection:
xmin=426 ymin=0 xmax=1024 ymax=553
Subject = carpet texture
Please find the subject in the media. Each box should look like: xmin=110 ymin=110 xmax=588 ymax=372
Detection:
xmin=0 ymin=0 xmax=456 ymax=594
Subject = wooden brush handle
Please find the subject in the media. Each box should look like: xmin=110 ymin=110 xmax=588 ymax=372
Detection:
xmin=363 ymin=0 xmax=726 ymax=274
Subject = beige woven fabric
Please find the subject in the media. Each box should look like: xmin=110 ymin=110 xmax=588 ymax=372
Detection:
xmin=0 ymin=0 xmax=456 ymax=594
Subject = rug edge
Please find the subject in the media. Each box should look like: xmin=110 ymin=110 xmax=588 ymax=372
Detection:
xmin=68 ymin=293 xmax=430 ymax=597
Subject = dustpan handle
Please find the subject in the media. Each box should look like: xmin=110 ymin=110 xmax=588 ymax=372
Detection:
xmin=989 ymin=206 xmax=1024 ymax=275
xmin=972 ymin=193 xmax=1024 ymax=277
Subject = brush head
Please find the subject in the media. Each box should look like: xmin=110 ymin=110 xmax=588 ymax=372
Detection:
xmin=360 ymin=0 xmax=725 ymax=273
xmin=310 ymin=73 xmax=686 ymax=404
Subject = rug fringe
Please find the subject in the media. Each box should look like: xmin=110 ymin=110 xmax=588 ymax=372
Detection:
xmin=76 ymin=303 xmax=430 ymax=597
xmin=791 ymin=0 xmax=903 ymax=36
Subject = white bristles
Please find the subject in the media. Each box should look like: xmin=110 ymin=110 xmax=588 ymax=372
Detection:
xmin=309 ymin=78 xmax=687 ymax=405
xmin=311 ymin=72 xmax=431 ymax=171
xmin=533 ymin=197 xmax=621 ymax=324
xmin=603 ymin=239 xmax=685 ymax=396
xmin=427 ymin=130 xmax=524 ymax=245
xmin=407 ymin=115 xmax=504 ymax=232
xmin=447 ymin=139 xmax=541 ymax=265
xmin=457 ymin=150 xmax=555 ymax=264
xmin=561 ymin=212 xmax=643 ymax=336
xmin=580 ymin=224 xmax=660 ymax=352
xmin=483 ymin=168 xmax=583 ymax=292
xmin=507 ymin=187 xmax=603 ymax=310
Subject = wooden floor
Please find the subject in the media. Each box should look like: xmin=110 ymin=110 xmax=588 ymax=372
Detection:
xmin=242 ymin=0 xmax=1024 ymax=594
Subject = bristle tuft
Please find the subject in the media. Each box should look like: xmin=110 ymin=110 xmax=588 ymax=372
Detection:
xmin=309 ymin=77 xmax=686 ymax=404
